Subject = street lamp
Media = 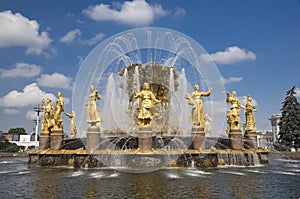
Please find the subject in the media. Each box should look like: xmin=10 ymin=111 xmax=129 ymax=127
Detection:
xmin=33 ymin=105 xmax=43 ymax=149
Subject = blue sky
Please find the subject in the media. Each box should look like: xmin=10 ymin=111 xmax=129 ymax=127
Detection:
xmin=0 ymin=0 xmax=299 ymax=134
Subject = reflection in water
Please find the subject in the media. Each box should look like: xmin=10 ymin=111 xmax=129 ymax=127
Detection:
xmin=0 ymin=157 xmax=299 ymax=198
xmin=32 ymin=169 xmax=61 ymax=199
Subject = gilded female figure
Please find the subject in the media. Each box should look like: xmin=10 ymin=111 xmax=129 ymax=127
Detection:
xmin=244 ymin=96 xmax=258 ymax=132
xmin=86 ymin=85 xmax=101 ymax=124
xmin=134 ymin=83 xmax=160 ymax=126
xmin=185 ymin=84 xmax=213 ymax=126
xmin=226 ymin=91 xmax=244 ymax=131
xmin=54 ymin=92 xmax=64 ymax=130
xmin=65 ymin=110 xmax=77 ymax=138
xmin=43 ymin=98 xmax=54 ymax=131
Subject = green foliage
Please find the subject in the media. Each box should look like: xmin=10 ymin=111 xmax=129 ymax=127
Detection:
xmin=0 ymin=141 xmax=20 ymax=152
xmin=277 ymin=86 xmax=300 ymax=150
xmin=8 ymin=127 xmax=26 ymax=135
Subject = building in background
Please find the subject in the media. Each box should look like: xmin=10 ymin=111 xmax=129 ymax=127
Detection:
xmin=1 ymin=131 xmax=38 ymax=150
xmin=256 ymin=114 xmax=282 ymax=150
xmin=1 ymin=132 xmax=20 ymax=142
xmin=269 ymin=114 xmax=281 ymax=143
xmin=257 ymin=131 xmax=273 ymax=149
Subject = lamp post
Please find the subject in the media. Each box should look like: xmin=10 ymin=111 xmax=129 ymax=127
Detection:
xmin=33 ymin=105 xmax=43 ymax=149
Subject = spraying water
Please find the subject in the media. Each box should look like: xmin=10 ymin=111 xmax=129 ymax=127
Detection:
xmin=102 ymin=74 xmax=115 ymax=130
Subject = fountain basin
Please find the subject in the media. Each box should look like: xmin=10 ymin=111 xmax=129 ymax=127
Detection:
xmin=28 ymin=148 xmax=268 ymax=172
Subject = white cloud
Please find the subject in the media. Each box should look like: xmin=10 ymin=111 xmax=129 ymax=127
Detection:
xmin=1 ymin=63 xmax=42 ymax=78
xmin=59 ymin=29 xmax=82 ymax=44
xmin=82 ymin=33 xmax=105 ymax=45
xmin=26 ymin=110 xmax=40 ymax=121
xmin=0 ymin=10 xmax=52 ymax=55
xmin=0 ymin=83 xmax=56 ymax=108
xmin=59 ymin=29 xmax=104 ymax=46
xmin=82 ymin=0 xmax=168 ymax=26
xmin=4 ymin=108 xmax=20 ymax=114
xmin=202 ymin=46 xmax=256 ymax=65
xmin=221 ymin=76 xmax=243 ymax=84
xmin=174 ymin=7 xmax=186 ymax=16
xmin=37 ymin=73 xmax=73 ymax=90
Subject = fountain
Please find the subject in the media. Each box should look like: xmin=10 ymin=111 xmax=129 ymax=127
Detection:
xmin=28 ymin=27 xmax=268 ymax=173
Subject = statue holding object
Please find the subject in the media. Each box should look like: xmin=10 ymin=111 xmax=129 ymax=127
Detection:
xmin=40 ymin=92 xmax=65 ymax=150
xmin=185 ymin=84 xmax=213 ymax=127
xmin=134 ymin=82 xmax=160 ymax=127
xmin=86 ymin=85 xmax=102 ymax=126
xmin=41 ymin=98 xmax=55 ymax=132
xmin=243 ymin=96 xmax=258 ymax=132
xmin=226 ymin=91 xmax=244 ymax=133
xmin=53 ymin=92 xmax=64 ymax=130
xmin=85 ymin=85 xmax=101 ymax=150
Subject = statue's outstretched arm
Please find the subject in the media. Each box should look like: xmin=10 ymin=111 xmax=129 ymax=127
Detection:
xmin=202 ymin=87 xmax=213 ymax=96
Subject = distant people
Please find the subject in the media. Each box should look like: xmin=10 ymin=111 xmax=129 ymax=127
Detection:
xmin=185 ymin=84 xmax=213 ymax=127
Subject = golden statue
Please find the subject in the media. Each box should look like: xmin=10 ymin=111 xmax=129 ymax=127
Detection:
xmin=86 ymin=85 xmax=101 ymax=125
xmin=65 ymin=110 xmax=77 ymax=138
xmin=226 ymin=91 xmax=244 ymax=132
xmin=204 ymin=113 xmax=213 ymax=134
xmin=42 ymin=98 xmax=55 ymax=132
xmin=134 ymin=82 xmax=160 ymax=126
xmin=185 ymin=84 xmax=213 ymax=127
xmin=53 ymin=92 xmax=64 ymax=130
xmin=243 ymin=96 xmax=258 ymax=132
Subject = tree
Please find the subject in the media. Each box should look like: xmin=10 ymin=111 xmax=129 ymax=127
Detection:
xmin=8 ymin=127 xmax=26 ymax=135
xmin=277 ymin=86 xmax=300 ymax=150
xmin=0 ymin=141 xmax=20 ymax=152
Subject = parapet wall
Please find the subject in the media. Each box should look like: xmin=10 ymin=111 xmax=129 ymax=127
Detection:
xmin=28 ymin=149 xmax=268 ymax=170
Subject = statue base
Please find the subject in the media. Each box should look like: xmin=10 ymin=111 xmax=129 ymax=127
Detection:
xmin=86 ymin=126 xmax=100 ymax=151
xmin=138 ymin=126 xmax=153 ymax=150
xmin=229 ymin=129 xmax=243 ymax=150
xmin=244 ymin=131 xmax=258 ymax=149
xmin=191 ymin=126 xmax=205 ymax=150
xmin=39 ymin=131 xmax=50 ymax=150
xmin=50 ymin=129 xmax=64 ymax=150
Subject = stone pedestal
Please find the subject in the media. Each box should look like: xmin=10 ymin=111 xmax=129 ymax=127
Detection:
xmin=191 ymin=126 xmax=205 ymax=150
xmin=244 ymin=131 xmax=258 ymax=149
xmin=39 ymin=131 xmax=50 ymax=150
xmin=138 ymin=127 xmax=153 ymax=150
xmin=50 ymin=129 xmax=64 ymax=150
xmin=86 ymin=126 xmax=100 ymax=151
xmin=229 ymin=129 xmax=243 ymax=150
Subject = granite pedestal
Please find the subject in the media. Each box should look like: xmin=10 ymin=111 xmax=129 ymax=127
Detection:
xmin=39 ymin=131 xmax=50 ymax=150
xmin=191 ymin=126 xmax=205 ymax=150
xmin=86 ymin=126 xmax=101 ymax=151
xmin=50 ymin=129 xmax=64 ymax=150
xmin=229 ymin=129 xmax=243 ymax=150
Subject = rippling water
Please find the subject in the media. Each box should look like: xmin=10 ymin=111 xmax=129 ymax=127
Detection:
xmin=0 ymin=156 xmax=299 ymax=198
